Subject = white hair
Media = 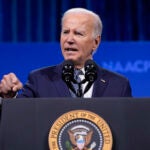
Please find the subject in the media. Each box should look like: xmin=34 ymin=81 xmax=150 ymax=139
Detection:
xmin=61 ymin=8 xmax=103 ymax=38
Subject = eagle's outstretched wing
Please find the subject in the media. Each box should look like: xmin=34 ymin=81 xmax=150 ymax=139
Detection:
xmin=68 ymin=130 xmax=77 ymax=146
xmin=85 ymin=130 xmax=93 ymax=146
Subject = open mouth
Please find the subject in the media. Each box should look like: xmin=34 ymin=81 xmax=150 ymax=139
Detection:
xmin=65 ymin=48 xmax=78 ymax=52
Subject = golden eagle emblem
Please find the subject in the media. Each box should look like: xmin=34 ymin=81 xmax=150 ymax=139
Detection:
xmin=67 ymin=125 xmax=96 ymax=150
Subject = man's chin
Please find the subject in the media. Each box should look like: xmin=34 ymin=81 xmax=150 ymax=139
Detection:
xmin=65 ymin=57 xmax=76 ymax=62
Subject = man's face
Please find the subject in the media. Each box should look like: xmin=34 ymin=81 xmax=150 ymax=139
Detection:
xmin=60 ymin=13 xmax=100 ymax=68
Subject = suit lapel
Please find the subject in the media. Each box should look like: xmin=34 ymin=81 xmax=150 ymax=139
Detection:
xmin=92 ymin=67 xmax=109 ymax=97
xmin=50 ymin=63 xmax=71 ymax=97
xmin=54 ymin=78 xmax=71 ymax=97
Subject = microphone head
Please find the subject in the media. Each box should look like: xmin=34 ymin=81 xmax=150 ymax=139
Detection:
xmin=62 ymin=60 xmax=74 ymax=82
xmin=84 ymin=59 xmax=97 ymax=82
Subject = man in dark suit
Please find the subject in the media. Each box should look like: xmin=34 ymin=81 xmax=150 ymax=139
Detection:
xmin=0 ymin=8 xmax=132 ymax=98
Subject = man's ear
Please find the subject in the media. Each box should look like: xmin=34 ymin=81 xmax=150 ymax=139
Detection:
xmin=92 ymin=35 xmax=101 ymax=53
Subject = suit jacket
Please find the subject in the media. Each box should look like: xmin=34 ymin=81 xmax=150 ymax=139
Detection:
xmin=17 ymin=62 xmax=132 ymax=98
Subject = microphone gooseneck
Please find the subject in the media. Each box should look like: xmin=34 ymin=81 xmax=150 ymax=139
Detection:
xmin=62 ymin=60 xmax=76 ymax=94
xmin=83 ymin=59 xmax=97 ymax=94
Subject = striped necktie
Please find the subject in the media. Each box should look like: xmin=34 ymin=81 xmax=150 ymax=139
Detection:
xmin=70 ymin=69 xmax=83 ymax=97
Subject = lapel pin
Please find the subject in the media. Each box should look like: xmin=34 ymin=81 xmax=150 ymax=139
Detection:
xmin=100 ymin=79 xmax=106 ymax=83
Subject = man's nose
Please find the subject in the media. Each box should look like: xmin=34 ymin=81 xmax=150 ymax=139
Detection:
xmin=66 ymin=34 xmax=75 ymax=44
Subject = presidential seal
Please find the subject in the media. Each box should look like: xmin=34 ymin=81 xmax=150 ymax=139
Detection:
xmin=48 ymin=110 xmax=113 ymax=150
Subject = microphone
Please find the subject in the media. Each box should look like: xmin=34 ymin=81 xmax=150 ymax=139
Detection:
xmin=83 ymin=59 xmax=97 ymax=94
xmin=62 ymin=60 xmax=76 ymax=94
xmin=62 ymin=60 xmax=74 ymax=83
xmin=85 ymin=59 xmax=97 ymax=82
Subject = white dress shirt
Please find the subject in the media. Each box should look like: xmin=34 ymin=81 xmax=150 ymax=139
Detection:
xmin=79 ymin=68 xmax=93 ymax=98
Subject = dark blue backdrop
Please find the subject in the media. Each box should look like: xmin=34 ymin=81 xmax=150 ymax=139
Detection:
xmin=0 ymin=0 xmax=149 ymax=42
xmin=0 ymin=42 xmax=149 ymax=97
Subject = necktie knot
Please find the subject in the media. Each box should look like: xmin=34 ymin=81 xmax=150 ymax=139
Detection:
xmin=74 ymin=69 xmax=83 ymax=82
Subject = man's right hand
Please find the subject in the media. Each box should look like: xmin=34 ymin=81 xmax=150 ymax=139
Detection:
xmin=0 ymin=73 xmax=23 ymax=98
